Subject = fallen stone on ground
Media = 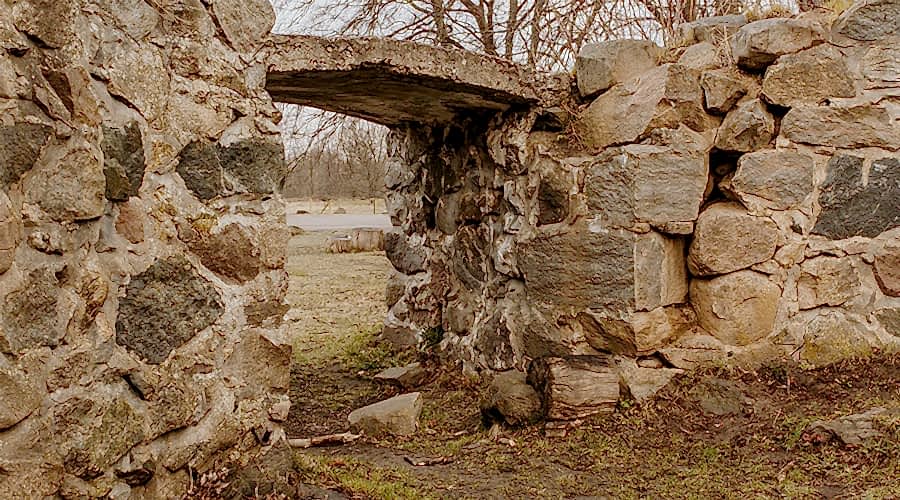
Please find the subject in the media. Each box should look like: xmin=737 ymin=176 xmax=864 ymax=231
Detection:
xmin=527 ymin=355 xmax=619 ymax=421
xmin=374 ymin=362 xmax=428 ymax=389
xmin=804 ymin=407 xmax=890 ymax=447
xmin=481 ymin=370 xmax=542 ymax=426
xmin=348 ymin=392 xmax=423 ymax=437
xmin=616 ymin=358 xmax=683 ymax=403
xmin=689 ymin=378 xmax=752 ymax=416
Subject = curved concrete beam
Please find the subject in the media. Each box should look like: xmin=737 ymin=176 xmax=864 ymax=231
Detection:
xmin=265 ymin=35 xmax=553 ymax=126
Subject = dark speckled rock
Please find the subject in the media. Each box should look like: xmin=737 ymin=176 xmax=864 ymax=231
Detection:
xmin=116 ymin=256 xmax=223 ymax=364
xmin=176 ymin=138 xmax=286 ymax=201
xmin=102 ymin=122 xmax=146 ymax=201
xmin=813 ymin=155 xmax=900 ymax=240
xmin=0 ymin=123 xmax=53 ymax=188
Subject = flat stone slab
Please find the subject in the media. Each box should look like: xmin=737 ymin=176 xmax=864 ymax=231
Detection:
xmin=266 ymin=35 xmax=550 ymax=126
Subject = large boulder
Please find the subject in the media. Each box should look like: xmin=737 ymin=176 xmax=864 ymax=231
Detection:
xmin=518 ymin=226 xmax=687 ymax=313
xmin=731 ymin=150 xmax=815 ymax=211
xmin=688 ymin=203 xmax=779 ymax=276
xmin=574 ymin=39 xmax=663 ymax=97
xmin=812 ymin=155 xmax=900 ymax=239
xmin=781 ymin=105 xmax=900 ymax=150
xmin=584 ymin=126 xmax=710 ymax=228
xmin=348 ymin=392 xmax=423 ymax=437
xmin=730 ymin=17 xmax=824 ymax=70
xmin=575 ymin=64 xmax=716 ymax=150
xmin=714 ymin=99 xmax=775 ymax=152
xmin=761 ymin=45 xmax=855 ymax=107
xmin=690 ymin=270 xmax=781 ymax=346
xmin=527 ymin=355 xmax=619 ymax=421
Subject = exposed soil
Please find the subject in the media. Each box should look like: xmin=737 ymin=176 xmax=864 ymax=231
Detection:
xmin=231 ymin=228 xmax=900 ymax=500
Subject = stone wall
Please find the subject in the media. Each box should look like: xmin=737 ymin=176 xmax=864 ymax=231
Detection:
xmin=384 ymin=1 xmax=900 ymax=385
xmin=0 ymin=0 xmax=290 ymax=496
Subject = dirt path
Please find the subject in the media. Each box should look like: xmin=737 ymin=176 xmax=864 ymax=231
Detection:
xmin=270 ymin=232 xmax=900 ymax=500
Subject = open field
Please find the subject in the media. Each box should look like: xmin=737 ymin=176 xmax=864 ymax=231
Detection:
xmin=286 ymin=198 xmax=388 ymax=216
xmin=255 ymin=231 xmax=900 ymax=500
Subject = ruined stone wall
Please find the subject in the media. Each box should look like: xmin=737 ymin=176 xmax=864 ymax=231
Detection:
xmin=384 ymin=1 xmax=900 ymax=386
xmin=0 ymin=0 xmax=291 ymax=496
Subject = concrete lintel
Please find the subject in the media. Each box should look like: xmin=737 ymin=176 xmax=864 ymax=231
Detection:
xmin=265 ymin=35 xmax=552 ymax=126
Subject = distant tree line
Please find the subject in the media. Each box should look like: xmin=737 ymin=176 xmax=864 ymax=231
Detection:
xmin=280 ymin=116 xmax=388 ymax=200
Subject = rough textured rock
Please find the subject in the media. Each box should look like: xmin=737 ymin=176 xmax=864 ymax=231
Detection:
xmin=0 ymin=0 xmax=290 ymax=495
xmin=781 ymin=105 xmax=900 ymax=150
xmin=832 ymin=0 xmax=900 ymax=42
xmin=797 ymin=257 xmax=860 ymax=309
xmin=798 ymin=312 xmax=874 ymax=366
xmin=0 ymin=122 xmax=53 ymax=188
xmin=527 ymin=356 xmax=619 ymax=421
xmin=384 ymin=231 xmax=427 ymax=274
xmin=374 ymin=362 xmax=428 ymax=389
xmin=762 ymin=45 xmax=855 ymax=107
xmin=714 ymin=99 xmax=775 ymax=152
xmin=688 ymin=203 xmax=779 ymax=276
xmin=24 ymin=139 xmax=106 ymax=221
xmin=183 ymin=222 xmax=271 ymax=282
xmin=701 ymin=69 xmax=751 ymax=114
xmin=101 ymin=122 xmax=145 ymax=201
xmin=116 ymin=256 xmax=224 ymax=364
xmin=730 ymin=18 xmax=824 ymax=70
xmin=519 ymin=227 xmax=686 ymax=312
xmin=0 ymin=354 xmax=41 ymax=430
xmin=0 ymin=268 xmax=65 ymax=352
xmin=348 ymin=392 xmax=423 ymax=437
xmin=212 ymin=0 xmax=275 ymax=54
xmin=575 ymin=64 xmax=716 ymax=150
xmin=585 ymin=127 xmax=710 ymax=227
xmin=0 ymin=192 xmax=17 ymax=273
xmin=813 ymin=155 xmax=900 ymax=239
xmin=691 ymin=271 xmax=781 ymax=346
xmin=874 ymin=237 xmax=900 ymax=297
xmin=731 ymin=150 xmax=815 ymax=210
xmin=176 ymin=138 xmax=287 ymax=201
xmin=574 ymin=40 xmax=662 ymax=97
xmin=481 ymin=370 xmax=542 ymax=426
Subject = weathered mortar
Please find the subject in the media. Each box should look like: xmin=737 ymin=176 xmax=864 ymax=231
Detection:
xmin=373 ymin=1 xmax=900 ymax=390
xmin=0 ymin=0 xmax=291 ymax=496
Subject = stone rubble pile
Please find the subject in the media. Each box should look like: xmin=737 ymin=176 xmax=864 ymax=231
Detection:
xmin=383 ymin=0 xmax=900 ymax=424
xmin=0 ymin=0 xmax=291 ymax=496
